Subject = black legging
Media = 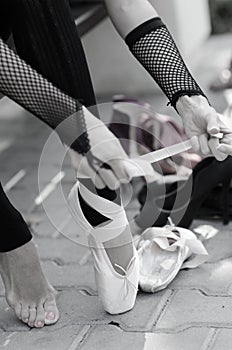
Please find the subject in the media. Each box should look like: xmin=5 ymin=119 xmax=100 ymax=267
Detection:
xmin=0 ymin=0 xmax=117 ymax=252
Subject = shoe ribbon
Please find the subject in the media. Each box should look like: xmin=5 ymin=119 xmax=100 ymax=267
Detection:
xmin=114 ymin=256 xmax=138 ymax=301
xmin=123 ymin=133 xmax=223 ymax=178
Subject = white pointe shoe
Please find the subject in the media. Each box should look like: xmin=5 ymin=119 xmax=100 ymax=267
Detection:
xmin=137 ymin=222 xmax=208 ymax=293
xmin=68 ymin=181 xmax=139 ymax=314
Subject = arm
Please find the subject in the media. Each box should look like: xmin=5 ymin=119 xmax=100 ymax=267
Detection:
xmin=0 ymin=38 xmax=133 ymax=189
xmin=0 ymin=38 xmax=89 ymax=155
xmin=104 ymin=0 xmax=232 ymax=159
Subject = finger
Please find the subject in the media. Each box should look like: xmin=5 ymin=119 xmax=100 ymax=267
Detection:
xmin=190 ymin=136 xmax=201 ymax=153
xmin=94 ymin=178 xmax=106 ymax=189
xmin=220 ymin=134 xmax=232 ymax=145
xmin=76 ymin=157 xmax=93 ymax=178
xmin=199 ymin=134 xmax=211 ymax=155
xmin=98 ymin=167 xmax=119 ymax=190
xmin=109 ymin=159 xmax=130 ymax=183
xmin=206 ymin=113 xmax=220 ymax=135
xmin=76 ymin=157 xmax=105 ymax=189
xmin=217 ymin=144 xmax=232 ymax=156
xmin=208 ymin=138 xmax=227 ymax=161
xmin=77 ymin=172 xmax=105 ymax=189
xmin=93 ymin=172 xmax=106 ymax=189
xmin=121 ymin=158 xmax=154 ymax=180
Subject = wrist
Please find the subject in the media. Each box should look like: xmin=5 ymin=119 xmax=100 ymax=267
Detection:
xmin=176 ymin=95 xmax=209 ymax=118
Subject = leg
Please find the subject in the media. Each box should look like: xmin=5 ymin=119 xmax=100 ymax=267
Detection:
xmin=12 ymin=0 xmax=96 ymax=107
xmin=12 ymin=0 xmax=112 ymax=223
xmin=11 ymin=0 xmax=134 ymax=270
xmin=0 ymin=2 xmax=59 ymax=328
xmin=0 ymin=0 xmax=12 ymax=42
xmin=0 ymin=182 xmax=59 ymax=327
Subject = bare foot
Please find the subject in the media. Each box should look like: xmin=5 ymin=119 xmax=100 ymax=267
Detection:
xmin=0 ymin=240 xmax=59 ymax=328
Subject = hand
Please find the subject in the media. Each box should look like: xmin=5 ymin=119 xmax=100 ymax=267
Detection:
xmin=176 ymin=95 xmax=232 ymax=161
xmin=68 ymin=107 xmax=136 ymax=190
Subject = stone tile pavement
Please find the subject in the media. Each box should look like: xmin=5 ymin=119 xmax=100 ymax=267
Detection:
xmin=1 ymin=34 xmax=232 ymax=350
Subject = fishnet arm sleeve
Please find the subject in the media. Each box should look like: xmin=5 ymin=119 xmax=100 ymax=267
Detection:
xmin=0 ymin=38 xmax=90 ymax=154
xmin=125 ymin=18 xmax=206 ymax=108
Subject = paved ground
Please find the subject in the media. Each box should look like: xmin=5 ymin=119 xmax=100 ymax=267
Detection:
xmin=0 ymin=34 xmax=232 ymax=350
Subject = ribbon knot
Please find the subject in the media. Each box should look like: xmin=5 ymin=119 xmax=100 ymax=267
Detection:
xmin=114 ymin=257 xmax=138 ymax=300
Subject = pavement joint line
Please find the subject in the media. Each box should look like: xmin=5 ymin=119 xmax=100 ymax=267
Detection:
xmin=78 ymin=289 xmax=93 ymax=296
xmin=168 ymin=286 xmax=232 ymax=297
xmin=3 ymin=169 xmax=27 ymax=193
xmin=144 ymin=326 xmax=215 ymax=335
xmin=0 ymin=324 xmax=33 ymax=333
xmin=79 ymin=251 xmax=91 ymax=266
xmin=155 ymin=323 xmax=232 ymax=333
xmin=40 ymin=257 xmax=64 ymax=266
xmin=3 ymin=332 xmax=16 ymax=347
xmin=196 ymin=289 xmax=232 ymax=298
xmin=40 ymin=258 xmax=92 ymax=267
xmin=51 ymin=216 xmax=71 ymax=239
xmin=55 ymin=286 xmax=97 ymax=296
xmin=153 ymin=289 xmax=175 ymax=330
xmin=200 ymin=328 xmax=218 ymax=350
xmin=35 ymin=171 xmax=65 ymax=206
xmin=0 ymin=320 xmax=93 ymax=334
xmin=67 ymin=325 xmax=92 ymax=350
xmin=205 ymin=255 xmax=232 ymax=264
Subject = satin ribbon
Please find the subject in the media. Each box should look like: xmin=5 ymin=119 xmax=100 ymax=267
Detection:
xmin=125 ymin=132 xmax=223 ymax=178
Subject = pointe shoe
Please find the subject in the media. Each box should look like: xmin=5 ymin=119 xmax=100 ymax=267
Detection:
xmin=137 ymin=221 xmax=208 ymax=293
xmin=68 ymin=181 xmax=139 ymax=314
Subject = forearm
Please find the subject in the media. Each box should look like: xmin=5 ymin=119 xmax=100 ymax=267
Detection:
xmin=105 ymin=0 xmax=232 ymax=161
xmin=105 ymin=0 xmax=206 ymax=108
xmin=104 ymin=0 xmax=158 ymax=38
xmin=0 ymin=38 xmax=89 ymax=154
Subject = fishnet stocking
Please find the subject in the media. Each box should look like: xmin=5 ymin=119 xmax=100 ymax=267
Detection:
xmin=126 ymin=18 xmax=205 ymax=107
xmin=0 ymin=38 xmax=90 ymax=154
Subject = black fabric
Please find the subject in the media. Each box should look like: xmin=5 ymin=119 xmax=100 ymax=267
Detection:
xmin=0 ymin=0 xmax=12 ymax=42
xmin=137 ymin=156 xmax=232 ymax=229
xmin=125 ymin=17 xmax=206 ymax=107
xmin=0 ymin=182 xmax=32 ymax=252
xmin=10 ymin=0 xmax=117 ymax=225
xmin=0 ymin=0 xmax=117 ymax=252
xmin=12 ymin=0 xmax=97 ymax=109
xmin=125 ymin=17 xmax=164 ymax=46
xmin=0 ymin=38 xmax=92 ymax=154
xmin=0 ymin=0 xmax=94 ymax=155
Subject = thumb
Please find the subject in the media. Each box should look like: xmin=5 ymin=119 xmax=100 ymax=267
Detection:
xmin=206 ymin=113 xmax=220 ymax=135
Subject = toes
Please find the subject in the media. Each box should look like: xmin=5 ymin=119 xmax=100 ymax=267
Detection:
xmin=44 ymin=299 xmax=59 ymax=325
xmin=34 ymin=303 xmax=45 ymax=328
xmin=28 ymin=305 xmax=37 ymax=328
xmin=14 ymin=303 xmax=22 ymax=320
xmin=21 ymin=304 xmax=29 ymax=324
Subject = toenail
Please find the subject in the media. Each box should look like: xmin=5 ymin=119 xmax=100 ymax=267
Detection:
xmin=36 ymin=321 xmax=43 ymax=327
xmin=29 ymin=323 xmax=34 ymax=327
xmin=24 ymin=318 xmax=29 ymax=323
xmin=46 ymin=312 xmax=55 ymax=320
